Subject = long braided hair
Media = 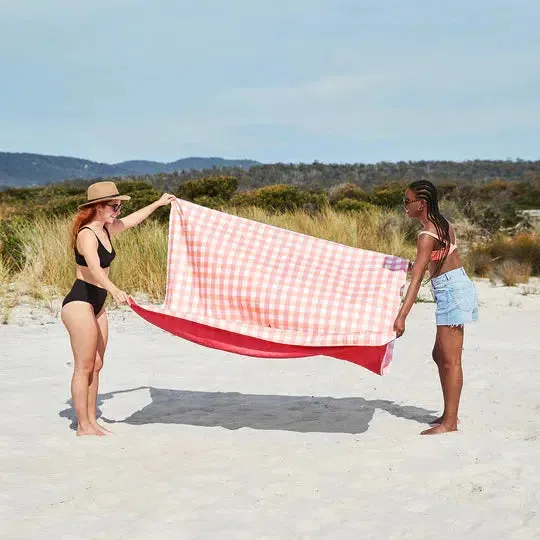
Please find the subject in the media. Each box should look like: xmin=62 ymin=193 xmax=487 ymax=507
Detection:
xmin=408 ymin=180 xmax=450 ymax=276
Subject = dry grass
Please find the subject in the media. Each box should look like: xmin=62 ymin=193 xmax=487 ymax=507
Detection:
xmin=521 ymin=285 xmax=540 ymax=296
xmin=465 ymin=231 xmax=540 ymax=280
xmin=0 ymin=254 xmax=12 ymax=284
xmin=108 ymin=219 xmax=168 ymax=301
xmin=0 ymin=203 xmax=16 ymax=221
xmin=495 ymin=260 xmax=532 ymax=286
xmin=3 ymin=215 xmax=169 ymax=302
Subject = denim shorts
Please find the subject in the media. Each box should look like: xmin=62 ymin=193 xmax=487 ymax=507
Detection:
xmin=431 ymin=268 xmax=479 ymax=326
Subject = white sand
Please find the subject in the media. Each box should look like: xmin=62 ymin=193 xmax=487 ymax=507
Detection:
xmin=1 ymin=279 xmax=539 ymax=539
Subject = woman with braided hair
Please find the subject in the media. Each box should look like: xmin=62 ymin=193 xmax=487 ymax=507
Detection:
xmin=394 ymin=180 xmax=478 ymax=435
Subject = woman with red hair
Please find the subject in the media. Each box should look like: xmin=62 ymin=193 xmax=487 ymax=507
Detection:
xmin=61 ymin=181 xmax=174 ymax=436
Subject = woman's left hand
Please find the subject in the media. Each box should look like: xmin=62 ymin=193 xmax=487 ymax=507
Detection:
xmin=393 ymin=315 xmax=406 ymax=338
xmin=156 ymin=193 xmax=176 ymax=207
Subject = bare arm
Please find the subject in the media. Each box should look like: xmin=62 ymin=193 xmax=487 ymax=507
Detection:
xmin=393 ymin=235 xmax=435 ymax=337
xmin=108 ymin=193 xmax=175 ymax=236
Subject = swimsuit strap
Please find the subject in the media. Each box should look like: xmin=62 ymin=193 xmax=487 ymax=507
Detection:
xmin=418 ymin=230 xmax=442 ymax=241
xmin=78 ymin=226 xmax=112 ymax=246
xmin=78 ymin=226 xmax=99 ymax=240
xmin=418 ymin=230 xmax=457 ymax=248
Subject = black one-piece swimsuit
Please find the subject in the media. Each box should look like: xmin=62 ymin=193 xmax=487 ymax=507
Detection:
xmin=62 ymin=227 xmax=116 ymax=315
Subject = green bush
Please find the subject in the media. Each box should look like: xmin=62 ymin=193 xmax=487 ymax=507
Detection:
xmin=38 ymin=195 xmax=81 ymax=217
xmin=370 ymin=182 xmax=407 ymax=208
xmin=230 ymin=184 xmax=326 ymax=213
xmin=463 ymin=201 xmax=522 ymax=231
xmin=192 ymin=195 xmax=226 ymax=209
xmin=328 ymin=183 xmax=368 ymax=204
xmin=334 ymin=198 xmax=377 ymax=213
xmin=437 ymin=182 xmax=458 ymax=198
xmin=177 ymin=176 xmax=238 ymax=202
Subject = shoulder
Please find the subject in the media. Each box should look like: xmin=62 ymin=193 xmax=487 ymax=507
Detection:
xmin=76 ymin=227 xmax=98 ymax=247
xmin=416 ymin=230 xmax=437 ymax=251
xmin=77 ymin=226 xmax=96 ymax=237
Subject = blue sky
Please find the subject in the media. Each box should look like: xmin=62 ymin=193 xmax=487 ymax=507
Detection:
xmin=1 ymin=0 xmax=539 ymax=164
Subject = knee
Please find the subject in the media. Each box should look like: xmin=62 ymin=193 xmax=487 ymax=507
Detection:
xmin=94 ymin=355 xmax=104 ymax=373
xmin=442 ymin=356 xmax=461 ymax=370
xmin=432 ymin=347 xmax=439 ymax=364
xmin=74 ymin=357 xmax=96 ymax=375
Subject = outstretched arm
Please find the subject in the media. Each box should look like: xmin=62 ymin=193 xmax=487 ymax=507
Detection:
xmin=393 ymin=235 xmax=435 ymax=337
xmin=108 ymin=193 xmax=175 ymax=236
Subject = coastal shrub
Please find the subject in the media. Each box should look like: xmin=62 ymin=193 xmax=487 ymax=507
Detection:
xmin=334 ymin=198 xmax=377 ymax=213
xmin=437 ymin=182 xmax=458 ymax=198
xmin=462 ymin=200 xmax=523 ymax=231
xmin=370 ymin=182 xmax=407 ymax=208
xmin=463 ymin=248 xmax=493 ymax=277
xmin=192 ymin=195 xmax=226 ymax=209
xmin=230 ymin=184 xmax=326 ymax=213
xmin=177 ymin=176 xmax=239 ymax=203
xmin=487 ymin=232 xmax=540 ymax=274
xmin=38 ymin=195 xmax=81 ymax=217
xmin=466 ymin=232 xmax=540 ymax=276
xmin=114 ymin=180 xmax=167 ymax=222
xmin=328 ymin=183 xmax=368 ymax=204
xmin=495 ymin=260 xmax=532 ymax=286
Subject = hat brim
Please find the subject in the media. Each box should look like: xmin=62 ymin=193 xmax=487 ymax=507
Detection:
xmin=78 ymin=194 xmax=131 ymax=209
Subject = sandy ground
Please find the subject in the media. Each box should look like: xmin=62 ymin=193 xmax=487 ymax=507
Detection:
xmin=1 ymin=279 xmax=539 ymax=539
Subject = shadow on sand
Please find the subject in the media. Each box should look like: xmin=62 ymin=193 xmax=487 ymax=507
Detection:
xmin=60 ymin=386 xmax=438 ymax=434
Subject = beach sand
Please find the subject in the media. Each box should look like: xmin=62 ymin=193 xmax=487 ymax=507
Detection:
xmin=1 ymin=279 xmax=539 ymax=539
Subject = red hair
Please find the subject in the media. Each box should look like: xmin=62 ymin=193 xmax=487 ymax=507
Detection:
xmin=70 ymin=204 xmax=99 ymax=248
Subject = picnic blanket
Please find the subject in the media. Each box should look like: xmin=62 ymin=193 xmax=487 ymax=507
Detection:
xmin=129 ymin=199 xmax=408 ymax=375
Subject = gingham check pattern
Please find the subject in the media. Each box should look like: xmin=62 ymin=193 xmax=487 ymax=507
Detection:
xmin=143 ymin=199 xmax=408 ymax=347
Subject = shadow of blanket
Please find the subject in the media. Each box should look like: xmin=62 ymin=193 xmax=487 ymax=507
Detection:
xmin=60 ymin=386 xmax=438 ymax=434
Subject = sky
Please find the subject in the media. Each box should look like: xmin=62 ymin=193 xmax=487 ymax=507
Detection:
xmin=1 ymin=0 xmax=539 ymax=164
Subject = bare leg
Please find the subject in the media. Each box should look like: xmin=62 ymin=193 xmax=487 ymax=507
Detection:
xmin=430 ymin=336 xmax=461 ymax=425
xmin=61 ymin=302 xmax=104 ymax=436
xmin=422 ymin=325 xmax=464 ymax=435
xmin=431 ymin=335 xmax=445 ymax=422
xmin=88 ymin=309 xmax=112 ymax=434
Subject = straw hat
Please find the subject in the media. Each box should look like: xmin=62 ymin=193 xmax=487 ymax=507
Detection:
xmin=78 ymin=181 xmax=131 ymax=209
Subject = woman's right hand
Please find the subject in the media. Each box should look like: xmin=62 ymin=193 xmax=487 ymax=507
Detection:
xmin=111 ymin=287 xmax=130 ymax=305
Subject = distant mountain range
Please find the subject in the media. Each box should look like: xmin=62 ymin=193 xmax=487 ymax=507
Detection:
xmin=0 ymin=152 xmax=261 ymax=187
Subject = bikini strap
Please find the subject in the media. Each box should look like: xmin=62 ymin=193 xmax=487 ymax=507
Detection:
xmin=419 ymin=229 xmax=458 ymax=248
xmin=77 ymin=226 xmax=99 ymax=240
xmin=418 ymin=231 xmax=441 ymax=241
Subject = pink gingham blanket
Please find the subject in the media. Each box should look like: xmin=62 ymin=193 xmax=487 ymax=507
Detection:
xmin=129 ymin=199 xmax=408 ymax=374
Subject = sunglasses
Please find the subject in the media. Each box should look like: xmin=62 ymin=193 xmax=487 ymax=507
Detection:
xmin=403 ymin=197 xmax=420 ymax=206
xmin=106 ymin=203 xmax=124 ymax=212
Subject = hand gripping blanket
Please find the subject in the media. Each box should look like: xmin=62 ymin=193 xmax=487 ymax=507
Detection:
xmin=129 ymin=199 xmax=408 ymax=375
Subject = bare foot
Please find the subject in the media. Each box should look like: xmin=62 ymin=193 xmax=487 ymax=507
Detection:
xmin=421 ymin=423 xmax=458 ymax=435
xmin=77 ymin=425 xmax=105 ymax=436
xmin=93 ymin=422 xmax=114 ymax=435
xmin=431 ymin=416 xmax=461 ymax=426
